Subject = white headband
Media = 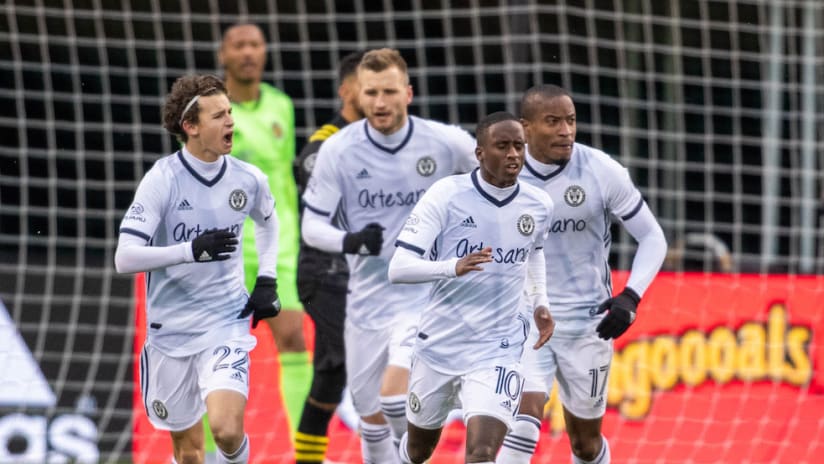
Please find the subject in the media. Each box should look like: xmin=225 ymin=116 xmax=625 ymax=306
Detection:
xmin=178 ymin=87 xmax=217 ymax=126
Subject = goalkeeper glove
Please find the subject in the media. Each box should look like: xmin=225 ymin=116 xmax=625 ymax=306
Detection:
xmin=191 ymin=229 xmax=238 ymax=262
xmin=593 ymin=287 xmax=640 ymax=340
xmin=238 ymin=276 xmax=281 ymax=328
xmin=342 ymin=223 xmax=384 ymax=256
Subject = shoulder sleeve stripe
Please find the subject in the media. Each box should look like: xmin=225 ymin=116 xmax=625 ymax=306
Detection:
xmin=395 ymin=240 xmax=426 ymax=256
xmin=621 ymin=197 xmax=645 ymax=221
xmin=304 ymin=203 xmax=331 ymax=217
xmin=308 ymin=124 xmax=340 ymax=143
xmin=120 ymin=228 xmax=151 ymax=241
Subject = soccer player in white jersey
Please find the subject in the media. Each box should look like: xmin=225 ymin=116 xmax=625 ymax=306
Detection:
xmin=301 ymin=48 xmax=477 ymax=462
xmin=115 ymin=74 xmax=281 ymax=464
xmin=497 ymin=84 xmax=668 ymax=464
xmin=388 ymin=112 xmax=556 ymax=464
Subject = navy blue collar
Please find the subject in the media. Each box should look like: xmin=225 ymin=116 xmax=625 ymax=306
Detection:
xmin=523 ymin=156 xmax=568 ymax=181
xmin=471 ymin=168 xmax=520 ymax=207
xmin=177 ymin=151 xmax=227 ymax=187
xmin=364 ymin=117 xmax=414 ymax=154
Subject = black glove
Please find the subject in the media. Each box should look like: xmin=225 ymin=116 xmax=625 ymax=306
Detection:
xmin=191 ymin=229 xmax=238 ymax=262
xmin=342 ymin=223 xmax=384 ymax=255
xmin=238 ymin=276 xmax=281 ymax=328
xmin=593 ymin=287 xmax=640 ymax=340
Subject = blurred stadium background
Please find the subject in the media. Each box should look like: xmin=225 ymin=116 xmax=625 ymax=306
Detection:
xmin=1 ymin=1 xmax=823 ymax=463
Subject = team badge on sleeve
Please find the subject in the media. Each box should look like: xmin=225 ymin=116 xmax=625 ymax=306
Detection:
xmin=302 ymin=152 xmax=317 ymax=174
xmin=564 ymin=185 xmax=586 ymax=207
xmin=416 ymin=156 xmax=437 ymax=177
xmin=229 ymin=189 xmax=248 ymax=211
xmin=517 ymin=214 xmax=535 ymax=236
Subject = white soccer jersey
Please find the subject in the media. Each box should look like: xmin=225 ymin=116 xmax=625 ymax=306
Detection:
xmin=395 ymin=169 xmax=554 ymax=374
xmin=119 ymin=151 xmax=275 ymax=356
xmin=519 ymin=143 xmax=644 ymax=326
xmin=302 ymin=116 xmax=477 ymax=329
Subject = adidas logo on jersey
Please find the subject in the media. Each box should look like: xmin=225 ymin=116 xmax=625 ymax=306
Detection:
xmin=499 ymin=399 xmax=513 ymax=412
xmin=460 ymin=216 xmax=477 ymax=228
xmin=356 ymin=168 xmax=371 ymax=179
xmin=231 ymin=371 xmax=244 ymax=382
xmin=177 ymin=199 xmax=193 ymax=211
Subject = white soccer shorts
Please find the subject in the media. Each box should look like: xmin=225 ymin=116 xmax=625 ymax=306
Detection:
xmin=406 ymin=356 xmax=524 ymax=431
xmin=521 ymin=323 xmax=613 ymax=419
xmin=344 ymin=311 xmax=417 ymax=416
xmin=139 ymin=334 xmax=257 ymax=431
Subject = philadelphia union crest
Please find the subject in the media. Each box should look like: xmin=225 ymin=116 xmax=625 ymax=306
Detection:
xmin=408 ymin=392 xmax=421 ymax=413
xmin=152 ymin=400 xmax=168 ymax=419
xmin=517 ymin=214 xmax=535 ymax=236
xmin=229 ymin=189 xmax=248 ymax=211
xmin=416 ymin=156 xmax=436 ymax=176
xmin=564 ymin=185 xmax=586 ymax=207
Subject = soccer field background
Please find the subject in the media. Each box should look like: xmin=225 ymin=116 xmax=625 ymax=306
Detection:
xmin=1 ymin=1 xmax=823 ymax=462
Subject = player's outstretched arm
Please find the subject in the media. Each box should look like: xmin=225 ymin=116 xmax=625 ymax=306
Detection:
xmin=594 ymin=202 xmax=667 ymax=340
xmin=388 ymin=246 xmax=459 ymax=283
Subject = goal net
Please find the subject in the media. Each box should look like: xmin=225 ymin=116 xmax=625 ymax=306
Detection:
xmin=1 ymin=1 xmax=823 ymax=462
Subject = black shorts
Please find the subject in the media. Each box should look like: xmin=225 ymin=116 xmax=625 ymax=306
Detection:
xmin=299 ymin=275 xmax=347 ymax=372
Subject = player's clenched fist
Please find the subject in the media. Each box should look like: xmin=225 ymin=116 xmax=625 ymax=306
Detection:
xmin=191 ymin=228 xmax=238 ymax=262
xmin=238 ymin=276 xmax=281 ymax=328
xmin=342 ymin=223 xmax=384 ymax=255
xmin=593 ymin=287 xmax=640 ymax=339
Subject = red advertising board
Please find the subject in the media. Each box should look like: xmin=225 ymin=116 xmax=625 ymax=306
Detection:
xmin=132 ymin=272 xmax=824 ymax=463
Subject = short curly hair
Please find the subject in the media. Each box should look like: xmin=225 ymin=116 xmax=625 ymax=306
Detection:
xmin=161 ymin=74 xmax=227 ymax=143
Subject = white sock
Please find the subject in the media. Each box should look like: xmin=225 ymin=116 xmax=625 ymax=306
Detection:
xmin=380 ymin=394 xmax=408 ymax=446
xmin=360 ymin=420 xmax=400 ymax=464
xmin=571 ymin=435 xmax=610 ymax=464
xmin=216 ymin=434 xmax=249 ymax=464
xmin=497 ymin=414 xmax=541 ymax=463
